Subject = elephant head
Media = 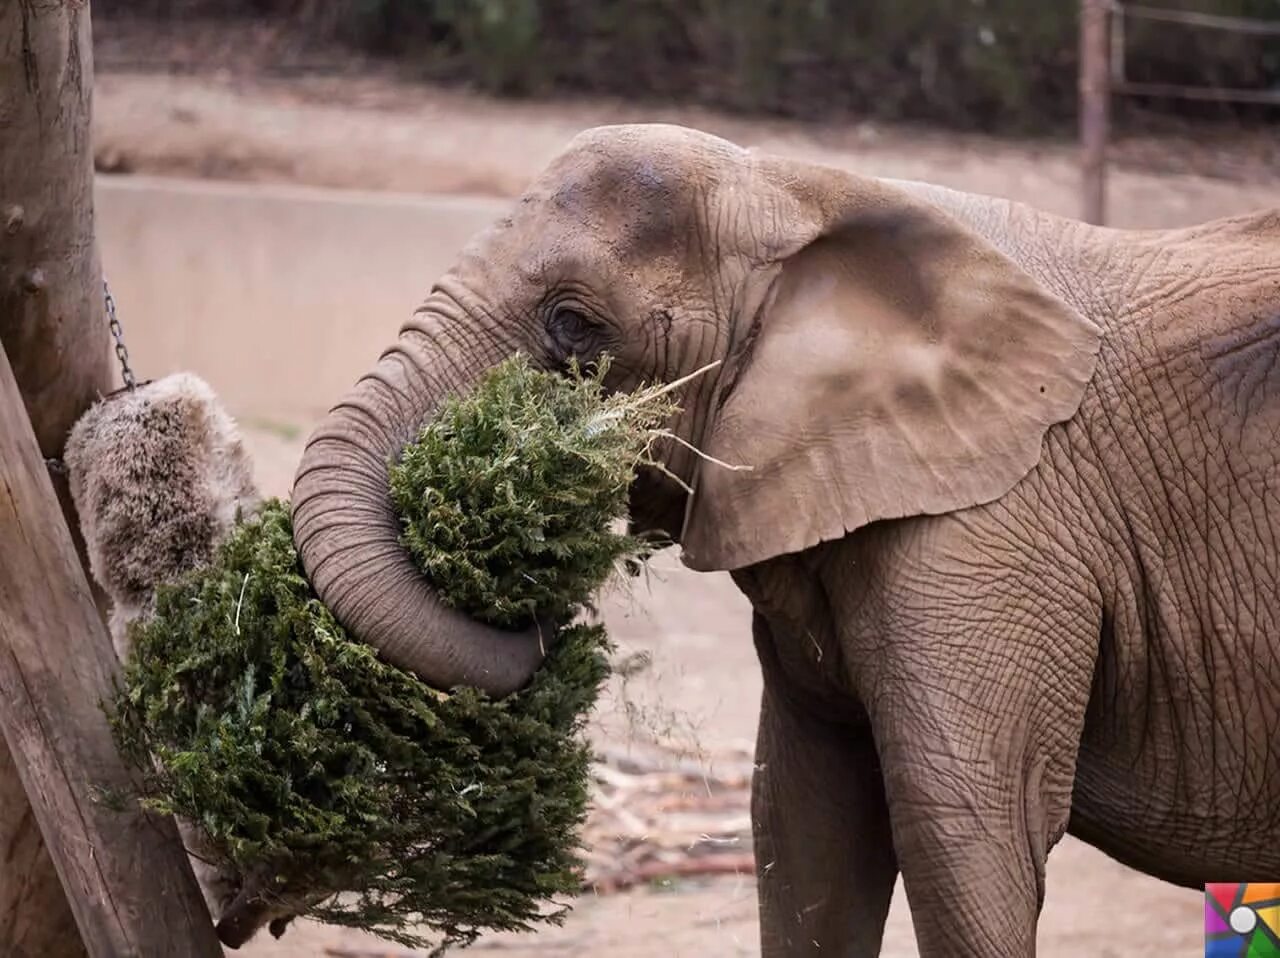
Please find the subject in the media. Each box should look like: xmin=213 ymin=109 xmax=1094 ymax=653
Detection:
xmin=291 ymin=123 xmax=1099 ymax=698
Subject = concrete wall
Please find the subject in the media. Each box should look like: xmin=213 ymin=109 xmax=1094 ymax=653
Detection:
xmin=96 ymin=175 xmax=509 ymax=425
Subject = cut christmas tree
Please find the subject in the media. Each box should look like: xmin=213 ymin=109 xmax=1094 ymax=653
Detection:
xmin=111 ymin=356 xmax=683 ymax=951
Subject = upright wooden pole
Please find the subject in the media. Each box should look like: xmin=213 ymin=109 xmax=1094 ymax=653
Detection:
xmin=0 ymin=2 xmax=222 ymax=954
xmin=1080 ymin=0 xmax=1111 ymax=225
xmin=1 ymin=2 xmax=108 ymax=953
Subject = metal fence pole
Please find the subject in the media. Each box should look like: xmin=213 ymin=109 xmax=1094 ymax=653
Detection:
xmin=1080 ymin=0 xmax=1111 ymax=225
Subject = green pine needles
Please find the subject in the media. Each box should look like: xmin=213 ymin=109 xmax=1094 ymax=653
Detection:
xmin=390 ymin=354 xmax=677 ymax=626
xmin=110 ymin=355 xmax=682 ymax=951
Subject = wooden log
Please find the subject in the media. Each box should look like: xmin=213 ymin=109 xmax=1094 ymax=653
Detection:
xmin=0 ymin=2 xmax=115 ymax=953
xmin=1079 ymin=0 xmax=1111 ymax=225
xmin=1 ymin=2 xmax=221 ymax=954
xmin=0 ymin=340 xmax=224 ymax=955
xmin=586 ymin=853 xmax=758 ymax=895
xmin=0 ymin=772 xmax=82 ymax=957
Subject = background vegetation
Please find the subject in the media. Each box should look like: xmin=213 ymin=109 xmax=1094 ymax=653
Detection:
xmin=104 ymin=0 xmax=1280 ymax=132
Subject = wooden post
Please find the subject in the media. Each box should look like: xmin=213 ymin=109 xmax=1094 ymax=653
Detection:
xmin=1 ymin=1 xmax=109 ymax=952
xmin=0 ymin=340 xmax=225 ymax=955
xmin=1080 ymin=0 xmax=1111 ymax=225
xmin=0 ymin=2 xmax=222 ymax=955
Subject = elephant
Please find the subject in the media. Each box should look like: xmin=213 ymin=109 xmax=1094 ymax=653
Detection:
xmin=290 ymin=123 xmax=1280 ymax=957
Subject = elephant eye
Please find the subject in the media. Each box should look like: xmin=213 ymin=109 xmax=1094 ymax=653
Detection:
xmin=548 ymin=303 xmax=599 ymax=357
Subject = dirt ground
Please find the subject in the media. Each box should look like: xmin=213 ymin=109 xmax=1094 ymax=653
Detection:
xmin=86 ymin=61 xmax=1267 ymax=955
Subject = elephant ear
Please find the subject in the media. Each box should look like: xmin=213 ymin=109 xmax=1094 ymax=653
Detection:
xmin=679 ymin=159 xmax=1101 ymax=572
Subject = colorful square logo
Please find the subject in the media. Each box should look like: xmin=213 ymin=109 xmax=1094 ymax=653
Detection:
xmin=1206 ymin=884 xmax=1280 ymax=957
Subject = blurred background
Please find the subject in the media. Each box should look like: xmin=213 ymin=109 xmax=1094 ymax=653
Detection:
xmin=87 ymin=3 xmax=1278 ymax=955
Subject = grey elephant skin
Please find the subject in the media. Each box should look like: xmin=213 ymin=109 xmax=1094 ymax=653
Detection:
xmin=290 ymin=123 xmax=1280 ymax=957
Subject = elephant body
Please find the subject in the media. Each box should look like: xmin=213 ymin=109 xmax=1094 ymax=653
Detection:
xmin=291 ymin=124 xmax=1280 ymax=956
xmin=741 ymin=201 xmax=1280 ymax=954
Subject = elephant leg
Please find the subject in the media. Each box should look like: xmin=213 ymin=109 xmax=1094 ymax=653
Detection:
xmin=753 ymin=653 xmax=897 ymax=954
xmin=878 ymin=745 xmax=1064 ymax=957
xmin=866 ymin=622 xmax=1095 ymax=958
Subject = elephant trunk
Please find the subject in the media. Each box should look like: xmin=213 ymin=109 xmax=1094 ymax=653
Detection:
xmin=291 ymin=303 xmax=547 ymax=697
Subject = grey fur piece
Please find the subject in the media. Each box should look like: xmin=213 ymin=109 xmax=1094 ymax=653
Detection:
xmin=64 ymin=372 xmax=262 ymax=923
xmin=64 ymin=371 xmax=261 ymax=659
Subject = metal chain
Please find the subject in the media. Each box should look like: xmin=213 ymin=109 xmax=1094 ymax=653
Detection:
xmin=103 ymin=277 xmax=136 ymax=391
xmin=44 ymin=278 xmax=138 ymax=476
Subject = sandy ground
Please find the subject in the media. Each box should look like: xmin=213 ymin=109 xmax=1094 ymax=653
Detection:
xmin=86 ymin=65 xmax=1260 ymax=955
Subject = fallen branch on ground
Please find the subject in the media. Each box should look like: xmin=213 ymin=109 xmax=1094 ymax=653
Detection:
xmin=582 ymin=740 xmax=756 ymax=895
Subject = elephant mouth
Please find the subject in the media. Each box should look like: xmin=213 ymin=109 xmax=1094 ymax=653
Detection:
xmin=627 ymin=464 xmax=690 ymax=547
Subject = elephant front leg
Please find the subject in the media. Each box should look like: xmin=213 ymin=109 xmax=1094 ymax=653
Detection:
xmin=753 ymin=681 xmax=898 ymax=956
xmin=880 ymin=751 xmax=1057 ymax=957
xmin=865 ymin=627 xmax=1095 ymax=958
